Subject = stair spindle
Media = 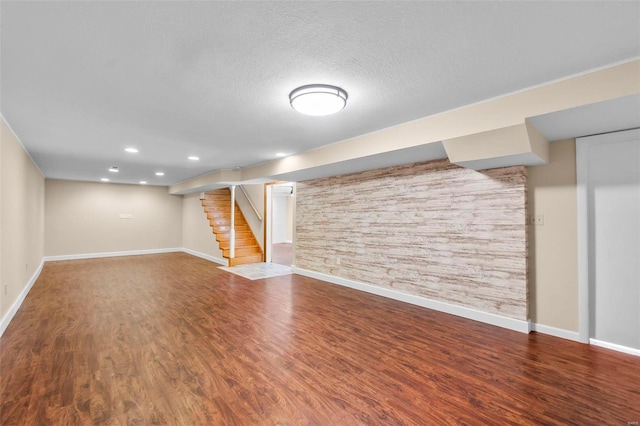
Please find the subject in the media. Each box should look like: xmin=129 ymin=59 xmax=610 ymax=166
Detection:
xmin=230 ymin=185 xmax=236 ymax=259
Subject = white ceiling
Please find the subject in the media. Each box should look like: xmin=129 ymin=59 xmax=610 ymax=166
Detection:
xmin=1 ymin=1 xmax=639 ymax=186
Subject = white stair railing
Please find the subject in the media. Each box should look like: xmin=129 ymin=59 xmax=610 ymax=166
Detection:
xmin=239 ymin=185 xmax=262 ymax=221
xmin=229 ymin=185 xmax=236 ymax=259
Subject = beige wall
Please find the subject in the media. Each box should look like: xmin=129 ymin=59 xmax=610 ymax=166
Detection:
xmin=45 ymin=180 xmax=182 ymax=256
xmin=182 ymin=193 xmax=223 ymax=260
xmin=527 ymin=139 xmax=578 ymax=331
xmin=0 ymin=118 xmax=45 ymax=320
xmin=295 ymin=160 xmax=528 ymax=320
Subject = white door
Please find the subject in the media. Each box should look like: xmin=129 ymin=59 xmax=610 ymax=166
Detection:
xmin=578 ymin=129 xmax=640 ymax=351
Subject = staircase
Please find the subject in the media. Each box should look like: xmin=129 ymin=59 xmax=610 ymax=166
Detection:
xmin=201 ymin=189 xmax=263 ymax=266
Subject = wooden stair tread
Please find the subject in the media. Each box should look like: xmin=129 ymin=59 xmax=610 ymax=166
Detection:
xmin=212 ymin=225 xmax=250 ymax=232
xmin=207 ymin=215 xmax=244 ymax=220
xmin=202 ymin=205 xmax=243 ymax=213
xmin=227 ymin=246 xmax=261 ymax=251
xmin=202 ymin=188 xmax=263 ymax=266
xmin=208 ymin=217 xmax=249 ymax=225
xmin=217 ymin=232 xmax=255 ymax=240
xmin=223 ymin=249 xmax=262 ymax=257
xmin=228 ymin=254 xmax=264 ymax=266
xmin=219 ymin=240 xmax=258 ymax=249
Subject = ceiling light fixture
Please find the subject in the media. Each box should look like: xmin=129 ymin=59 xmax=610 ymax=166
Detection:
xmin=140 ymin=181 xmax=147 ymax=185
xmin=108 ymin=166 xmax=119 ymax=173
xmin=101 ymin=178 xmax=109 ymax=182
xmin=188 ymin=156 xmax=199 ymax=161
xmin=275 ymin=152 xmax=287 ymax=157
xmin=125 ymin=147 xmax=139 ymax=153
xmin=155 ymin=172 xmax=165 ymax=176
xmin=289 ymin=84 xmax=348 ymax=116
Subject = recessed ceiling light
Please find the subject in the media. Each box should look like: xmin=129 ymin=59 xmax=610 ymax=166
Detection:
xmin=289 ymin=84 xmax=348 ymax=116
xmin=108 ymin=166 xmax=119 ymax=173
xmin=275 ymin=152 xmax=287 ymax=157
xmin=188 ymin=156 xmax=199 ymax=161
xmin=155 ymin=172 xmax=165 ymax=176
xmin=125 ymin=147 xmax=139 ymax=153
xmin=101 ymin=178 xmax=109 ymax=182
xmin=140 ymin=181 xmax=147 ymax=185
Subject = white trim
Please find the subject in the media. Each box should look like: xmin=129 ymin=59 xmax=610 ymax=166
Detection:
xmin=576 ymin=128 xmax=640 ymax=343
xmin=590 ymin=339 xmax=640 ymax=357
xmin=0 ymin=113 xmax=45 ymax=177
xmin=44 ymin=247 xmax=182 ymax=262
xmin=181 ymin=248 xmax=228 ymax=266
xmin=265 ymin=184 xmax=273 ymax=263
xmin=0 ymin=259 xmax=45 ymax=337
xmin=531 ymin=323 xmax=580 ymax=342
xmin=291 ymin=267 xmax=531 ymax=333
xmin=43 ymin=247 xmax=228 ymax=265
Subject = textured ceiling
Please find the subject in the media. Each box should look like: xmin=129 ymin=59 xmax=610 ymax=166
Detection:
xmin=1 ymin=1 xmax=639 ymax=185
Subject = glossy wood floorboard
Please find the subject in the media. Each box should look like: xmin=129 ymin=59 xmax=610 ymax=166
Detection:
xmin=1 ymin=253 xmax=639 ymax=425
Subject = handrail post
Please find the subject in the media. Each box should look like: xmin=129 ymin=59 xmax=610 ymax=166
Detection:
xmin=230 ymin=185 xmax=236 ymax=259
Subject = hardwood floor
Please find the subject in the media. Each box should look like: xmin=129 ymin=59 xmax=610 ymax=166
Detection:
xmin=1 ymin=253 xmax=638 ymax=425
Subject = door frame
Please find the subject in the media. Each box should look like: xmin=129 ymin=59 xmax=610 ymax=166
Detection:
xmin=263 ymin=181 xmax=296 ymax=263
xmin=576 ymin=128 xmax=640 ymax=345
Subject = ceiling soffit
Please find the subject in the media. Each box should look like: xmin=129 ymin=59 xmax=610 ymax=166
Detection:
xmin=170 ymin=59 xmax=640 ymax=194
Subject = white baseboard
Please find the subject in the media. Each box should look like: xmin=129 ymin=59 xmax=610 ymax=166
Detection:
xmin=44 ymin=247 xmax=182 ymax=262
xmin=181 ymin=248 xmax=227 ymax=266
xmin=531 ymin=323 xmax=580 ymax=342
xmin=590 ymin=339 xmax=640 ymax=357
xmin=43 ymin=248 xmax=227 ymax=265
xmin=291 ymin=267 xmax=531 ymax=334
xmin=0 ymin=259 xmax=45 ymax=338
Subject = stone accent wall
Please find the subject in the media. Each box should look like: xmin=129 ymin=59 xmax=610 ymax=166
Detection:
xmin=294 ymin=159 xmax=528 ymax=320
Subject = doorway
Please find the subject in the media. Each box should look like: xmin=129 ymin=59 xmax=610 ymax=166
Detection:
xmin=264 ymin=182 xmax=295 ymax=266
xmin=577 ymin=128 xmax=640 ymax=354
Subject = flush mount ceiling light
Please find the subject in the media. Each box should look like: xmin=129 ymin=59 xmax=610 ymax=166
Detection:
xmin=139 ymin=181 xmax=147 ymax=185
xmin=108 ymin=166 xmax=119 ymax=173
xmin=289 ymin=84 xmax=348 ymax=116
xmin=187 ymin=156 xmax=199 ymax=161
xmin=100 ymin=178 xmax=109 ymax=182
xmin=125 ymin=147 xmax=138 ymax=153
xmin=155 ymin=172 xmax=165 ymax=176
